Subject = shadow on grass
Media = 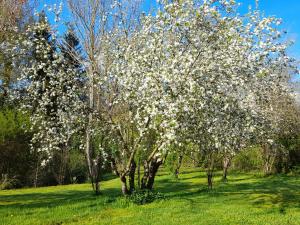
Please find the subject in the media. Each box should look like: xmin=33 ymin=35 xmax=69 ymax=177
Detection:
xmin=223 ymin=175 xmax=300 ymax=209
xmin=154 ymin=172 xmax=300 ymax=210
xmin=0 ymin=187 xmax=121 ymax=210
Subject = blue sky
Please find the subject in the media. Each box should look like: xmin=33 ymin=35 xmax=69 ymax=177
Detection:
xmin=39 ymin=0 xmax=300 ymax=80
xmin=39 ymin=0 xmax=300 ymax=57
xmin=240 ymin=0 xmax=300 ymax=81
xmin=239 ymin=0 xmax=300 ymax=60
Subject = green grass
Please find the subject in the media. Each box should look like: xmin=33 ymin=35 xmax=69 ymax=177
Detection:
xmin=0 ymin=168 xmax=300 ymax=225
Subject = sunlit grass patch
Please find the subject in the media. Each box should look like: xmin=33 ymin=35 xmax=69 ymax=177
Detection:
xmin=0 ymin=169 xmax=299 ymax=225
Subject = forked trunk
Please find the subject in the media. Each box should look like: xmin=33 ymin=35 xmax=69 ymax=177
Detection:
xmin=146 ymin=161 xmax=161 ymax=190
xmin=111 ymin=156 xmax=134 ymax=195
xmin=262 ymin=143 xmax=275 ymax=176
xmin=141 ymin=155 xmax=163 ymax=190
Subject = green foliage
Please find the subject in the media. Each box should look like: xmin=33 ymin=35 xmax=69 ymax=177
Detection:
xmin=289 ymin=165 xmax=300 ymax=175
xmin=68 ymin=150 xmax=88 ymax=184
xmin=0 ymin=107 xmax=30 ymax=142
xmin=232 ymin=147 xmax=263 ymax=172
xmin=127 ymin=190 xmax=165 ymax=205
xmin=278 ymin=134 xmax=300 ymax=172
xmin=165 ymin=152 xmax=178 ymax=176
xmin=0 ymin=107 xmax=34 ymax=188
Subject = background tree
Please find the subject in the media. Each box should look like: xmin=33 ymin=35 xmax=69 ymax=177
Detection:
xmin=14 ymin=11 xmax=84 ymax=186
xmin=67 ymin=0 xmax=145 ymax=195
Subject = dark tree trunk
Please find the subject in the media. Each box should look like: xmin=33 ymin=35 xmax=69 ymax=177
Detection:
xmin=207 ymin=171 xmax=213 ymax=190
xmin=56 ymin=146 xmax=69 ymax=185
xmin=141 ymin=155 xmax=163 ymax=190
xmin=94 ymin=156 xmax=101 ymax=195
xmin=206 ymin=152 xmax=215 ymax=189
xmin=146 ymin=160 xmax=162 ymax=190
xmin=222 ymin=167 xmax=228 ymax=182
xmin=94 ymin=171 xmax=101 ymax=195
xmin=128 ymin=160 xmax=136 ymax=193
xmin=137 ymin=157 xmax=141 ymax=189
xmin=95 ymin=181 xmax=100 ymax=194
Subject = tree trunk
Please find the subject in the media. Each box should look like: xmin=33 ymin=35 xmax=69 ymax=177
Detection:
xmin=85 ymin=71 xmax=99 ymax=193
xmin=222 ymin=155 xmax=231 ymax=182
xmin=141 ymin=155 xmax=163 ymax=190
xmin=263 ymin=161 xmax=273 ymax=175
xmin=94 ymin=155 xmax=101 ymax=195
xmin=262 ymin=143 xmax=275 ymax=176
xmin=206 ymin=152 xmax=215 ymax=189
xmin=137 ymin=157 xmax=141 ymax=189
xmin=146 ymin=161 xmax=161 ymax=190
xmin=56 ymin=147 xmax=68 ymax=185
xmin=120 ymin=174 xmax=129 ymax=195
xmin=110 ymin=156 xmax=131 ymax=195
xmin=174 ymin=154 xmax=183 ymax=179
xmin=34 ymin=157 xmax=40 ymax=188
xmin=128 ymin=160 xmax=136 ymax=193
xmin=94 ymin=170 xmax=100 ymax=195
xmin=141 ymin=160 xmax=149 ymax=190
xmin=207 ymin=171 xmax=213 ymax=190
xmin=85 ymin=124 xmax=94 ymax=183
xmin=95 ymin=179 xmax=100 ymax=194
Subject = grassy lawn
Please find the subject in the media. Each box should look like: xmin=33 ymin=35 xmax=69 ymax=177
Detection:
xmin=0 ymin=168 xmax=300 ymax=225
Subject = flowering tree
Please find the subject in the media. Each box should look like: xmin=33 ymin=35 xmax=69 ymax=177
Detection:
xmin=66 ymin=0 xmax=112 ymax=194
xmin=0 ymin=0 xmax=33 ymax=104
xmin=14 ymin=12 xmax=83 ymax=185
xmin=255 ymin=73 xmax=299 ymax=175
xmin=67 ymin=0 xmax=147 ymax=194
xmin=121 ymin=0 xmax=295 ymax=188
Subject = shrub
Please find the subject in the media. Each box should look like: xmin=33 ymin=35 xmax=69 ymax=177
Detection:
xmin=290 ymin=165 xmax=300 ymax=175
xmin=68 ymin=150 xmax=88 ymax=184
xmin=127 ymin=190 xmax=165 ymax=205
xmin=0 ymin=174 xmax=21 ymax=190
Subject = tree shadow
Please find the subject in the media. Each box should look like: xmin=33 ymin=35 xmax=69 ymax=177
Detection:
xmin=0 ymin=187 xmax=120 ymax=210
xmin=154 ymin=172 xmax=300 ymax=210
xmin=212 ymin=175 xmax=300 ymax=209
